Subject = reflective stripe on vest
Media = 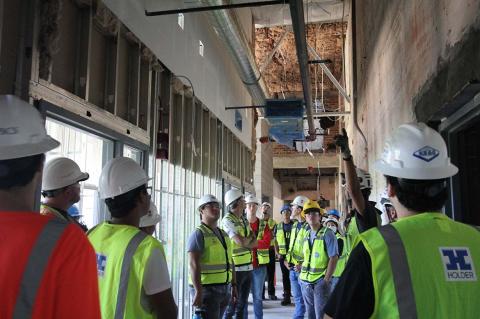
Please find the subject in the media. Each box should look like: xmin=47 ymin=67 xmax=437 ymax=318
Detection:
xmin=115 ymin=231 xmax=148 ymax=319
xmin=359 ymin=213 xmax=480 ymax=319
xmin=299 ymin=228 xmax=328 ymax=283
xmin=195 ymin=224 xmax=232 ymax=285
xmin=223 ymin=213 xmax=252 ymax=266
xmin=13 ymin=218 xmax=68 ymax=319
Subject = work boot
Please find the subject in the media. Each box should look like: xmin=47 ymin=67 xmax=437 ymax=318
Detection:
xmin=281 ymin=296 xmax=291 ymax=306
xmin=269 ymin=294 xmax=278 ymax=300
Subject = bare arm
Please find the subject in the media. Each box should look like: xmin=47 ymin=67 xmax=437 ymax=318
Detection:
xmin=188 ymin=251 xmax=202 ymax=307
xmin=149 ymin=289 xmax=178 ymax=319
xmin=231 ymin=234 xmax=258 ymax=249
xmin=344 ymin=158 xmax=366 ymax=215
xmin=324 ymin=256 xmax=339 ymax=283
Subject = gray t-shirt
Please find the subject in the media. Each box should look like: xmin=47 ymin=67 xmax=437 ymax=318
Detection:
xmin=308 ymin=228 xmax=338 ymax=258
xmin=187 ymin=227 xmax=224 ymax=253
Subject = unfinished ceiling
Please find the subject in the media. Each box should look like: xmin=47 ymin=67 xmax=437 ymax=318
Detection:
xmin=255 ymin=22 xmax=345 ymax=154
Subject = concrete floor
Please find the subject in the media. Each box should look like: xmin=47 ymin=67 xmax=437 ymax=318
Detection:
xmin=247 ymin=263 xmax=295 ymax=319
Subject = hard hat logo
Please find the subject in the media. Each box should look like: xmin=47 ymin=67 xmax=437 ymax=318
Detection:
xmin=0 ymin=127 xmax=18 ymax=135
xmin=413 ymin=146 xmax=440 ymax=162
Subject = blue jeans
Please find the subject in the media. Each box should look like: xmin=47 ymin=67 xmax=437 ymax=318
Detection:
xmin=300 ymin=279 xmax=330 ymax=319
xmin=224 ymin=270 xmax=252 ymax=319
xmin=330 ymin=277 xmax=339 ymax=293
xmin=248 ymin=266 xmax=267 ymax=319
xmin=290 ymin=270 xmax=305 ymax=319
xmin=190 ymin=284 xmax=231 ymax=319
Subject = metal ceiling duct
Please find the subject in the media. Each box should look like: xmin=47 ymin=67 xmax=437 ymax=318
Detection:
xmin=201 ymin=0 xmax=269 ymax=109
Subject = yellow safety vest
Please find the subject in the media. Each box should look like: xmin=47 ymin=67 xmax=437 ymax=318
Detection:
xmin=333 ymin=234 xmax=347 ymax=277
xmin=358 ymin=213 xmax=480 ymax=318
xmin=255 ymin=219 xmax=270 ymax=265
xmin=88 ymin=222 xmax=166 ymax=319
xmin=299 ymin=227 xmax=328 ymax=283
xmin=267 ymin=218 xmax=277 ymax=247
xmin=222 ymin=213 xmax=253 ymax=267
xmin=276 ymin=221 xmax=294 ymax=255
xmin=189 ymin=223 xmax=233 ymax=285
xmin=286 ymin=220 xmax=309 ymax=265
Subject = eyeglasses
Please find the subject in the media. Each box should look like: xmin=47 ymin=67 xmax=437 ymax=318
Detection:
xmin=205 ymin=203 xmax=220 ymax=209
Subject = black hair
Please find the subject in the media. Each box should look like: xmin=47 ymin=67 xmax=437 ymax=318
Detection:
xmin=361 ymin=188 xmax=371 ymax=201
xmin=304 ymin=208 xmax=320 ymax=214
xmin=385 ymin=175 xmax=448 ymax=212
xmin=228 ymin=197 xmax=241 ymax=212
xmin=105 ymin=185 xmax=146 ymax=218
xmin=0 ymin=154 xmax=44 ymax=190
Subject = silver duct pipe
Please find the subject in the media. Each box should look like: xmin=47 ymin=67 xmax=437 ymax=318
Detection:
xmin=201 ymin=1 xmax=268 ymax=108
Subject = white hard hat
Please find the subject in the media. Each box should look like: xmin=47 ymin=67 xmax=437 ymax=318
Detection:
xmin=356 ymin=168 xmax=372 ymax=190
xmin=374 ymin=123 xmax=458 ymax=179
xmin=323 ymin=217 xmax=339 ymax=227
xmin=245 ymin=194 xmax=259 ymax=205
xmin=198 ymin=194 xmax=220 ymax=212
xmin=99 ymin=157 xmax=150 ymax=199
xmin=42 ymin=157 xmax=89 ymax=191
xmin=139 ymin=201 xmax=160 ymax=227
xmin=261 ymin=202 xmax=271 ymax=207
xmin=292 ymin=195 xmax=309 ymax=208
xmin=224 ymin=189 xmax=243 ymax=207
xmin=0 ymin=95 xmax=59 ymax=160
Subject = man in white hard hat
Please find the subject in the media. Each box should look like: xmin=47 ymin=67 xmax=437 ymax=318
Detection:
xmin=335 ymin=129 xmax=381 ymax=259
xmin=0 ymin=95 xmax=101 ymax=318
xmin=285 ymin=195 xmax=310 ymax=319
xmin=139 ymin=201 xmax=161 ymax=235
xmin=41 ymin=157 xmax=89 ymax=231
xmin=221 ymin=189 xmax=257 ymax=319
xmin=325 ymin=123 xmax=480 ymax=318
xmin=188 ymin=194 xmax=237 ymax=319
xmin=88 ymin=157 xmax=177 ymax=319
xmin=245 ymin=194 xmax=271 ymax=318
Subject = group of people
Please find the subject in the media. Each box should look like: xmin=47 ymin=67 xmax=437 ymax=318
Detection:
xmin=1 ymin=94 xmax=479 ymax=319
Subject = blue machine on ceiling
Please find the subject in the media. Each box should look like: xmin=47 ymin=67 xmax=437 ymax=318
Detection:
xmin=264 ymin=99 xmax=305 ymax=148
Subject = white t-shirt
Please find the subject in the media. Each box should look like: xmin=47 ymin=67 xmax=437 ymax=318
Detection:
xmin=142 ymin=248 xmax=172 ymax=295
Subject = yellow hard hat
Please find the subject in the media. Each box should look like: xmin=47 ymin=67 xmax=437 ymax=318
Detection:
xmin=303 ymin=200 xmax=321 ymax=214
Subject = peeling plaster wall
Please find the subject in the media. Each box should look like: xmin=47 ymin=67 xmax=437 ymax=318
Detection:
xmin=345 ymin=0 xmax=480 ymax=199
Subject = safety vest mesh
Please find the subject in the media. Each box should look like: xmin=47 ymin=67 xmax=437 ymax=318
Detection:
xmin=299 ymin=228 xmax=328 ymax=283
xmin=358 ymin=213 xmax=480 ymax=319
xmin=333 ymin=234 xmax=347 ymax=277
xmin=222 ymin=213 xmax=253 ymax=267
xmin=286 ymin=221 xmax=309 ymax=264
xmin=256 ymin=219 xmax=270 ymax=265
xmin=189 ymin=224 xmax=233 ymax=285
xmin=276 ymin=222 xmax=292 ymax=255
xmin=88 ymin=222 xmax=165 ymax=319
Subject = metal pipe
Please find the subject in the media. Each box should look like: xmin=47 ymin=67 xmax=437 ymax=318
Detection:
xmin=308 ymin=45 xmax=351 ymax=103
xmin=201 ymin=0 xmax=268 ymax=109
xmin=351 ymin=0 xmax=368 ymax=159
xmin=145 ymin=1 xmax=287 ymax=16
xmin=289 ymin=0 xmax=315 ymax=139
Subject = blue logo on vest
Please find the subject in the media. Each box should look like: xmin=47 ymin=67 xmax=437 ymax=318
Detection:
xmin=413 ymin=146 xmax=440 ymax=162
xmin=439 ymin=247 xmax=477 ymax=281
xmin=96 ymin=253 xmax=107 ymax=277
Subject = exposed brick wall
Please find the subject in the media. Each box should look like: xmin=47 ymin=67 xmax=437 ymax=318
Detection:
xmin=255 ymin=22 xmax=346 ymax=155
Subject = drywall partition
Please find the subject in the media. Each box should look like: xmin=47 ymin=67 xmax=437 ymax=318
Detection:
xmin=103 ymin=0 xmax=254 ymax=148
